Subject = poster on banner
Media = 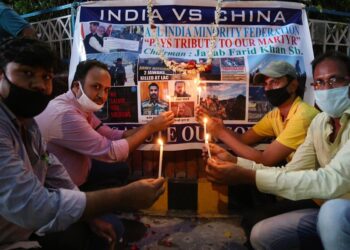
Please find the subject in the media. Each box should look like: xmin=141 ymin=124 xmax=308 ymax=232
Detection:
xmin=69 ymin=0 xmax=315 ymax=150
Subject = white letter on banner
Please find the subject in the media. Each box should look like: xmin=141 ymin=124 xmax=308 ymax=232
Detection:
xmin=219 ymin=10 xmax=227 ymax=22
xmin=274 ymin=11 xmax=286 ymax=23
xmin=172 ymin=8 xmax=186 ymax=21
xmin=153 ymin=9 xmax=163 ymax=21
xmin=126 ymin=10 xmax=138 ymax=21
xmin=189 ymin=9 xmax=202 ymax=21
xmin=100 ymin=10 xmax=104 ymax=20
xmin=231 ymin=10 xmax=245 ymax=22
xmin=108 ymin=10 xmax=121 ymax=21
xmin=182 ymin=126 xmax=194 ymax=142
xmin=195 ymin=126 xmax=204 ymax=141
xmin=167 ymin=127 xmax=177 ymax=142
xmin=257 ymin=10 xmax=270 ymax=22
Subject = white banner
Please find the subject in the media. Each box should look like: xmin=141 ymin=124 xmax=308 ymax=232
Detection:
xmin=69 ymin=0 xmax=314 ymax=150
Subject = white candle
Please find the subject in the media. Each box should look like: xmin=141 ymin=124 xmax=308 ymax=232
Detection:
xmin=205 ymin=133 xmax=211 ymax=159
xmin=203 ymin=117 xmax=208 ymax=137
xmin=166 ymin=94 xmax=172 ymax=111
xmin=197 ymin=86 xmax=202 ymax=104
xmin=158 ymin=138 xmax=164 ymax=178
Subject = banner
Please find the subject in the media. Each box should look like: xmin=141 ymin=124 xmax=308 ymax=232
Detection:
xmin=69 ymin=0 xmax=314 ymax=150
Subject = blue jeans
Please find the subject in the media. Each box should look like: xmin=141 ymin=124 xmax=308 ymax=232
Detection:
xmin=317 ymin=199 xmax=350 ymax=250
xmin=250 ymin=208 xmax=323 ymax=250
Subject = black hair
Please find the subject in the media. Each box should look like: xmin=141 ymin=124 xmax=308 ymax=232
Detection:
xmin=0 ymin=38 xmax=59 ymax=72
xmin=175 ymin=81 xmax=185 ymax=86
xmin=148 ymin=82 xmax=159 ymax=89
xmin=311 ymin=51 xmax=350 ymax=76
xmin=72 ymin=60 xmax=109 ymax=88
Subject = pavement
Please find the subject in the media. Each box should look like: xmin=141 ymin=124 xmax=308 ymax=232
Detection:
xmin=119 ymin=212 xmax=248 ymax=250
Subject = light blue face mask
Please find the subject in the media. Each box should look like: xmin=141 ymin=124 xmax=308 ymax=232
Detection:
xmin=314 ymin=85 xmax=350 ymax=118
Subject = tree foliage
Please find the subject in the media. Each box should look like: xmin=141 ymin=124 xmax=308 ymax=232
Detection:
xmin=6 ymin=0 xmax=74 ymax=14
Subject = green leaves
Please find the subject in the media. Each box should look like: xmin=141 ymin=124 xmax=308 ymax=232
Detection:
xmin=8 ymin=0 xmax=72 ymax=14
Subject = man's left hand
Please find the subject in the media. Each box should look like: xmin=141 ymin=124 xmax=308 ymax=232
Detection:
xmin=206 ymin=157 xmax=256 ymax=185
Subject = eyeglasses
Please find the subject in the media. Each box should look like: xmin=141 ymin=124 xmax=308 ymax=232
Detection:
xmin=311 ymin=76 xmax=349 ymax=90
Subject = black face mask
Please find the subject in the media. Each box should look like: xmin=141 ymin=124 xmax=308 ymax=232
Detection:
xmin=2 ymin=74 xmax=52 ymax=118
xmin=264 ymin=83 xmax=291 ymax=107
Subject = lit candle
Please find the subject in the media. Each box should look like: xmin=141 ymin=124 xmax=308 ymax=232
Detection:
xmin=194 ymin=77 xmax=199 ymax=85
xmin=166 ymin=94 xmax=172 ymax=111
xmin=197 ymin=86 xmax=202 ymax=104
xmin=203 ymin=117 xmax=208 ymax=137
xmin=158 ymin=138 xmax=164 ymax=178
xmin=205 ymin=133 xmax=211 ymax=159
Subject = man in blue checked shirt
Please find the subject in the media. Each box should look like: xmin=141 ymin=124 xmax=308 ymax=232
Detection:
xmin=0 ymin=38 xmax=164 ymax=250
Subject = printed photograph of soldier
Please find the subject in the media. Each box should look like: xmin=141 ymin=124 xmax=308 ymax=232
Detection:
xmin=141 ymin=82 xmax=169 ymax=115
xmin=199 ymin=82 xmax=246 ymax=120
xmin=174 ymin=80 xmax=191 ymax=97
xmin=87 ymin=53 xmax=138 ymax=86
xmin=109 ymin=58 xmax=127 ymax=86
xmin=171 ymin=102 xmax=194 ymax=118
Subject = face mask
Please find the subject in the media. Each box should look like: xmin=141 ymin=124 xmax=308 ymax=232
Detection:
xmin=76 ymin=82 xmax=104 ymax=112
xmin=264 ymin=84 xmax=291 ymax=107
xmin=314 ymin=86 xmax=350 ymax=118
xmin=1 ymin=75 xmax=52 ymax=118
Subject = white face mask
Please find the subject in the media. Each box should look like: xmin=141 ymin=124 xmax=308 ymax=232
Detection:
xmin=76 ymin=82 xmax=104 ymax=113
xmin=314 ymin=85 xmax=350 ymax=118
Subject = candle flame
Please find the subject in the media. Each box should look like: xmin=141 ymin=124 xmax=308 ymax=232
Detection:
xmin=194 ymin=78 xmax=199 ymax=85
xmin=203 ymin=117 xmax=208 ymax=124
xmin=158 ymin=138 xmax=163 ymax=145
xmin=205 ymin=133 xmax=210 ymax=141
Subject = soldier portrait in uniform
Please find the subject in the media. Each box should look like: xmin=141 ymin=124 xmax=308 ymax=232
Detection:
xmin=174 ymin=81 xmax=191 ymax=97
xmin=141 ymin=82 xmax=169 ymax=115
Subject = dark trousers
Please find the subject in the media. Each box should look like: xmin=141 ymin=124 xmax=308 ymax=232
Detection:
xmin=30 ymin=222 xmax=91 ymax=250
xmin=228 ymin=185 xmax=319 ymax=249
xmin=80 ymin=160 xmax=129 ymax=191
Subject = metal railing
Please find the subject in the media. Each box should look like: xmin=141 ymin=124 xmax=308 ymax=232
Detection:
xmin=309 ymin=19 xmax=350 ymax=55
xmin=22 ymin=3 xmax=77 ymax=59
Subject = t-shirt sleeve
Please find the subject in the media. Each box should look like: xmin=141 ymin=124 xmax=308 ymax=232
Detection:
xmin=0 ymin=6 xmax=30 ymax=36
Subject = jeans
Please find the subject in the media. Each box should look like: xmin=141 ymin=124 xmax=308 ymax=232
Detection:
xmin=250 ymin=208 xmax=323 ymax=250
xmin=317 ymin=199 xmax=350 ymax=250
